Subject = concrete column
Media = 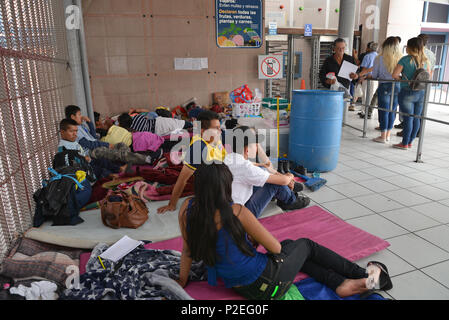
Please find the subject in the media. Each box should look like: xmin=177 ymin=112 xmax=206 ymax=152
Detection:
xmin=338 ymin=0 xmax=357 ymax=54
xmin=64 ymin=0 xmax=95 ymax=123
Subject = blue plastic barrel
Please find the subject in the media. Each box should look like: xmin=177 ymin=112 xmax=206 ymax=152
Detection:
xmin=289 ymin=90 xmax=344 ymax=172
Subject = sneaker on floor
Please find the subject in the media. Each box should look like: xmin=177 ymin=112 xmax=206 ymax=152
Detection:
xmin=394 ymin=123 xmax=403 ymax=129
xmin=407 ymin=144 xmax=412 ymax=148
xmin=375 ymin=126 xmax=381 ymax=131
xmin=392 ymin=143 xmax=408 ymax=150
xmin=397 ymin=130 xmax=403 ymax=137
xmin=277 ymin=195 xmax=310 ymax=211
xmin=348 ymin=105 xmax=355 ymax=111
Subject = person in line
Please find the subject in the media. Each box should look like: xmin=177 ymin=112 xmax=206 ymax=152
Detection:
xmin=418 ymin=34 xmax=436 ymax=78
xmin=392 ymin=37 xmax=430 ymax=150
xmin=369 ymin=37 xmax=403 ymax=143
xmin=157 ymin=110 xmax=226 ymax=214
xmin=175 ymin=163 xmax=393 ymax=299
xmin=320 ymin=38 xmax=359 ymax=108
xmin=224 ymin=126 xmax=309 ymax=217
xmin=357 ymin=42 xmax=379 ymax=118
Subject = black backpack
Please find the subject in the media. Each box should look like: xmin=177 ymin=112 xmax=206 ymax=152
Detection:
xmin=404 ymin=57 xmax=430 ymax=91
xmin=52 ymin=148 xmax=96 ymax=182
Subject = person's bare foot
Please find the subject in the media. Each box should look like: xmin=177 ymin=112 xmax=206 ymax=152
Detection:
xmin=335 ymin=278 xmax=370 ymax=298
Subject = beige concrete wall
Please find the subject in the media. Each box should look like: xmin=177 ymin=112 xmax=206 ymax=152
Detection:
xmin=82 ymin=0 xmax=265 ymax=116
xmin=386 ymin=0 xmax=424 ymax=46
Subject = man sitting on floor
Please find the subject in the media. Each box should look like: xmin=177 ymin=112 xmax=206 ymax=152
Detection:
xmin=224 ymin=126 xmax=310 ymax=218
xmin=157 ymin=110 xmax=226 ymax=214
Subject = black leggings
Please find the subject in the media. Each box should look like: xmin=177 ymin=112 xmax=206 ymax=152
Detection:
xmin=234 ymin=238 xmax=368 ymax=299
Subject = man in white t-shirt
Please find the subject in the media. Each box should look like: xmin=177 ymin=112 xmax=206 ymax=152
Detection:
xmin=224 ymin=126 xmax=310 ymax=218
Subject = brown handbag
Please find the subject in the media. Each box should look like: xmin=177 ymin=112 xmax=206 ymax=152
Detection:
xmin=100 ymin=190 xmax=149 ymax=229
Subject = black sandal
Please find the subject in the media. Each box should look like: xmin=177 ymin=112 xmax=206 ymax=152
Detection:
xmin=360 ymin=261 xmax=393 ymax=299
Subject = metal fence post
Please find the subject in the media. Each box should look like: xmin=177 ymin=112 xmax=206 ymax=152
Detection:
xmin=415 ymin=83 xmax=431 ymax=163
xmin=362 ymin=79 xmax=371 ymax=138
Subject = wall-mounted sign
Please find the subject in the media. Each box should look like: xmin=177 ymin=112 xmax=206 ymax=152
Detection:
xmin=304 ymin=24 xmax=313 ymax=37
xmin=258 ymin=55 xmax=283 ymax=80
xmin=216 ymin=0 xmax=263 ymax=48
xmin=268 ymin=21 xmax=277 ymax=35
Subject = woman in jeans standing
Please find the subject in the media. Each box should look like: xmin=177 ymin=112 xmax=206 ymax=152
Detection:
xmin=392 ymin=37 xmax=430 ymax=149
xmin=370 ymin=37 xmax=403 ymax=143
xmin=175 ymin=163 xmax=393 ymax=299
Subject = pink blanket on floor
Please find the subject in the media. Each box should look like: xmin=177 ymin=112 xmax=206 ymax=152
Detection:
xmin=78 ymin=206 xmax=389 ymax=300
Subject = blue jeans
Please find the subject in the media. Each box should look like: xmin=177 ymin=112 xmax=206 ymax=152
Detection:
xmin=377 ymin=82 xmax=400 ymax=131
xmin=245 ymin=183 xmax=296 ymax=218
xmin=398 ymin=88 xmax=425 ymax=145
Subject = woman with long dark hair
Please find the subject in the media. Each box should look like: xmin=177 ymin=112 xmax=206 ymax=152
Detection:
xmin=392 ymin=37 xmax=430 ymax=149
xmin=176 ymin=163 xmax=393 ymax=299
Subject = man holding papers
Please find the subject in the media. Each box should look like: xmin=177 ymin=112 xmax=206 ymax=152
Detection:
xmin=319 ymin=38 xmax=360 ymax=90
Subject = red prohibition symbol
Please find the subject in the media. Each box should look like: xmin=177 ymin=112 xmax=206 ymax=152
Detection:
xmin=261 ymin=56 xmax=281 ymax=78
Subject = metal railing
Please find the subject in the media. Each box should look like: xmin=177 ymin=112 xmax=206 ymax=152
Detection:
xmin=424 ymin=42 xmax=449 ymax=106
xmin=345 ymin=77 xmax=449 ymax=163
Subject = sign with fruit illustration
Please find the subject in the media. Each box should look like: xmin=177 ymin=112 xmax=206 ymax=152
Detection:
xmin=216 ymin=0 xmax=263 ymax=48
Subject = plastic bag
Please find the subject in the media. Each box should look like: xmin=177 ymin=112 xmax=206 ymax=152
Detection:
xmin=230 ymin=85 xmax=253 ymax=103
xmin=353 ymin=83 xmax=364 ymax=101
xmin=330 ymin=81 xmax=352 ymax=99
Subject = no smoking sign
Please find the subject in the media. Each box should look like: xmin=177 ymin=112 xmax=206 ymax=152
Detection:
xmin=258 ymin=55 xmax=283 ymax=80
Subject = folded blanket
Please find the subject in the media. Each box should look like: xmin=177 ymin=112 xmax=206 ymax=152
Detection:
xmin=0 ymin=238 xmax=84 ymax=286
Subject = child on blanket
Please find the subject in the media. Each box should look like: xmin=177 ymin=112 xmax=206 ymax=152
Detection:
xmin=57 ymin=119 xmax=124 ymax=179
xmin=65 ymin=105 xmax=154 ymax=166
xmin=176 ymin=163 xmax=393 ymax=299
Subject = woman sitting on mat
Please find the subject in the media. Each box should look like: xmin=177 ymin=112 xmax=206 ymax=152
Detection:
xmin=175 ymin=163 xmax=393 ymax=299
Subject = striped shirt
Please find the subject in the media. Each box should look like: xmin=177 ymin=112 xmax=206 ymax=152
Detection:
xmin=131 ymin=114 xmax=156 ymax=133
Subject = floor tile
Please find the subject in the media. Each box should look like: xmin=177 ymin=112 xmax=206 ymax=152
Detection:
xmin=352 ymin=193 xmax=404 ymax=213
xmin=433 ymin=181 xmax=449 ymax=192
xmin=381 ymin=189 xmax=433 ymax=207
xmin=386 ymin=164 xmax=421 ymax=175
xmin=359 ymin=166 xmax=397 ymax=178
xmin=328 ymin=182 xmax=373 ymax=198
xmin=341 ymin=159 xmax=374 ymax=170
xmin=387 ymin=234 xmax=449 ymax=269
xmin=346 ymin=214 xmax=409 ymax=240
xmin=411 ymin=202 xmax=449 ymax=224
xmin=339 ymin=170 xmax=375 ymax=182
xmin=319 ymin=172 xmax=350 ymax=186
xmin=381 ymin=175 xmax=425 ymax=188
xmin=388 ymin=270 xmax=449 ymax=300
xmin=411 ymin=185 xmax=449 ymax=201
xmin=321 ymin=198 xmax=374 ymax=220
xmin=356 ymin=249 xmax=415 ymax=277
xmin=380 ymin=207 xmax=441 ymax=232
xmin=422 ymin=260 xmax=449 ymax=289
xmin=356 ymin=178 xmax=401 ymax=193
xmin=305 ymin=186 xmax=347 ymax=204
xmin=415 ymin=225 xmax=449 ymax=252
xmin=406 ymin=171 xmax=448 ymax=185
